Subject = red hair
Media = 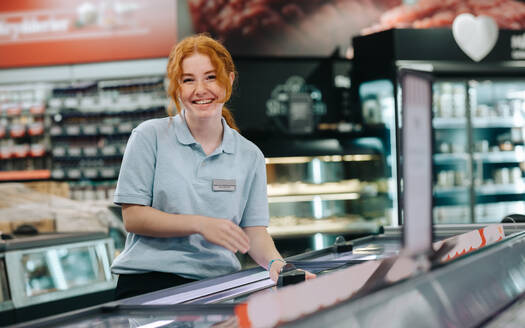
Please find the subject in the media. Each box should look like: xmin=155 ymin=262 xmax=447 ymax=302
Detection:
xmin=166 ymin=34 xmax=239 ymax=132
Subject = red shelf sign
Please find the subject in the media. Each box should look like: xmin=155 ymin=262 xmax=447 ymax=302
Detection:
xmin=0 ymin=0 xmax=177 ymax=67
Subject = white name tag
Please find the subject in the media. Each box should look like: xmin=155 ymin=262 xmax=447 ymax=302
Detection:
xmin=212 ymin=179 xmax=236 ymax=192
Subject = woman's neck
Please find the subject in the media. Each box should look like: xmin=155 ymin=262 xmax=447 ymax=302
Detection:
xmin=185 ymin=113 xmax=223 ymax=156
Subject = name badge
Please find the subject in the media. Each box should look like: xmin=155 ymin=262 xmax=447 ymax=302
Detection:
xmin=212 ymin=179 xmax=236 ymax=192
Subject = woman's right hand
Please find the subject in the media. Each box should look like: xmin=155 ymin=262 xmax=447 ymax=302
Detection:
xmin=198 ymin=217 xmax=250 ymax=254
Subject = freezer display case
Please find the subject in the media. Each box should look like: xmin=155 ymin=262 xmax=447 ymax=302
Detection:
xmin=352 ymin=28 xmax=525 ymax=225
xmin=11 ymin=223 xmax=525 ymax=328
xmin=0 ymin=232 xmax=116 ymax=325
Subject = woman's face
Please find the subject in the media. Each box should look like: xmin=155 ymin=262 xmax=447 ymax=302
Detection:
xmin=179 ymin=52 xmax=232 ymax=122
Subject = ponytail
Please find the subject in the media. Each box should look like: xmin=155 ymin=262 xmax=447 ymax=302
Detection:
xmin=222 ymin=107 xmax=239 ymax=132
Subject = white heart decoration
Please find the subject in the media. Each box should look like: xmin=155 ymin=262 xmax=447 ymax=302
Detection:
xmin=452 ymin=13 xmax=499 ymax=62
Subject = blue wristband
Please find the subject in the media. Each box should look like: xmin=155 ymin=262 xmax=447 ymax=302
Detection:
xmin=267 ymin=258 xmax=286 ymax=272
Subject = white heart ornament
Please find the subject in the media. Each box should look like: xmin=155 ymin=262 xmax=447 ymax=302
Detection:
xmin=452 ymin=13 xmax=499 ymax=62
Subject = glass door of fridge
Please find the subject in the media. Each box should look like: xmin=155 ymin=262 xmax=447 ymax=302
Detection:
xmin=432 ymin=81 xmax=473 ymax=224
xmin=469 ymin=79 xmax=525 ymax=223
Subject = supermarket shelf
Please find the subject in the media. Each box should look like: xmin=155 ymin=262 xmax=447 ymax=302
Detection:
xmin=433 ymin=186 xmax=469 ymax=197
xmin=433 ymin=153 xmax=469 ymax=164
xmin=433 ymin=117 xmax=467 ymax=129
xmin=476 ymin=183 xmax=525 ymax=196
xmin=0 ymin=170 xmax=51 ymax=181
xmin=473 ymin=151 xmax=525 ymax=163
xmin=268 ymin=192 xmax=360 ymax=204
xmin=434 ymin=151 xmax=525 ymax=164
xmin=434 ymin=117 xmax=525 ymax=129
xmin=472 ymin=117 xmax=524 ymax=128
xmin=268 ymin=217 xmax=380 ymax=238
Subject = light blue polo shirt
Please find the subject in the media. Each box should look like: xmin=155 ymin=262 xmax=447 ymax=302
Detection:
xmin=111 ymin=111 xmax=269 ymax=280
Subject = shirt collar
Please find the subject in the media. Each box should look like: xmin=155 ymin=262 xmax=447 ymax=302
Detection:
xmin=173 ymin=110 xmax=235 ymax=154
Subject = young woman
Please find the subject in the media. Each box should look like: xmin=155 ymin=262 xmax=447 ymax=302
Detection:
xmin=111 ymin=34 xmax=314 ymax=299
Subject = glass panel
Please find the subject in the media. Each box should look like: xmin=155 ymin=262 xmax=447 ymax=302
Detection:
xmin=53 ymin=312 xmax=234 ymax=328
xmin=470 ymin=79 xmax=525 ymax=223
xmin=358 ymin=79 xmax=397 ymax=226
xmin=432 ymin=81 xmax=472 ymax=224
xmin=266 ymin=153 xmax=391 ymax=251
xmin=22 ymin=244 xmax=109 ymax=297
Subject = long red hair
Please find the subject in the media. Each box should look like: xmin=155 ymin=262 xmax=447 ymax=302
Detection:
xmin=166 ymin=34 xmax=239 ymax=132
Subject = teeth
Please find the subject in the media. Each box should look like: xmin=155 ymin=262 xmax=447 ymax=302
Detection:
xmin=194 ymin=99 xmax=212 ymax=104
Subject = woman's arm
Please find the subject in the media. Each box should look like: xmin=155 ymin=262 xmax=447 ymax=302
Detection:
xmin=122 ymin=204 xmax=250 ymax=254
xmin=244 ymin=226 xmax=316 ymax=282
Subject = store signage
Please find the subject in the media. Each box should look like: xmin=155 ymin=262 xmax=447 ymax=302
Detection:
xmin=511 ymin=32 xmax=525 ymax=59
xmin=0 ymin=0 xmax=176 ymax=67
xmin=452 ymin=14 xmax=498 ymax=62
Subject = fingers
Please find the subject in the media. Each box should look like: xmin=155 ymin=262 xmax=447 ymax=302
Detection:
xmin=226 ymin=222 xmax=250 ymax=253
xmin=202 ymin=218 xmax=251 ymax=254
xmin=305 ymin=270 xmax=317 ymax=280
xmin=270 ymin=271 xmax=279 ymax=282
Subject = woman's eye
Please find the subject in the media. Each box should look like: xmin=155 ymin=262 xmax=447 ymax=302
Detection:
xmin=182 ymin=78 xmax=193 ymax=83
xmin=207 ymin=75 xmax=216 ymax=80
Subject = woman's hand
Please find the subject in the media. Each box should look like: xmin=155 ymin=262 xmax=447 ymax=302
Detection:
xmin=268 ymin=259 xmax=287 ymax=282
xmin=198 ymin=217 xmax=250 ymax=254
xmin=303 ymin=270 xmax=317 ymax=280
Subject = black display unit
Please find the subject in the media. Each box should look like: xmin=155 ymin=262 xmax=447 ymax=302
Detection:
xmin=352 ymin=28 xmax=525 ymax=225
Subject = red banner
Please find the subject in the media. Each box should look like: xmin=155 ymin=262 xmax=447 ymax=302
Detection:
xmin=0 ymin=0 xmax=176 ymax=67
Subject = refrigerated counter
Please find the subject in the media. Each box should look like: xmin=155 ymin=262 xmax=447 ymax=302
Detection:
xmin=0 ymin=231 xmax=116 ymax=326
xmin=10 ymin=223 xmax=525 ymax=328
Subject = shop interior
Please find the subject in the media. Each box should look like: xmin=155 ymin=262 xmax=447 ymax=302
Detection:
xmin=2 ymin=0 xmax=525 ymax=327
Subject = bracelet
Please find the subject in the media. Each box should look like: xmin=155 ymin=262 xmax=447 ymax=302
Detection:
xmin=267 ymin=258 xmax=286 ymax=272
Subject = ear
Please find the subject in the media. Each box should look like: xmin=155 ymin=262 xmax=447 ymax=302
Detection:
xmin=229 ymin=72 xmax=235 ymax=86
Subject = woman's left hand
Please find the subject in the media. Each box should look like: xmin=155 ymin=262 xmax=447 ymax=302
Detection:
xmin=269 ymin=260 xmax=286 ymax=282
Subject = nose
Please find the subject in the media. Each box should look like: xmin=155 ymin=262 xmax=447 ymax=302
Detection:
xmin=194 ymin=79 xmax=206 ymax=94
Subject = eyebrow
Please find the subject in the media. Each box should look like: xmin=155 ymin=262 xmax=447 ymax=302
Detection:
xmin=181 ymin=70 xmax=216 ymax=77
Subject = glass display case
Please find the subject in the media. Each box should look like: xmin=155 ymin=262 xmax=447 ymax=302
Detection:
xmin=12 ymin=224 xmax=525 ymax=328
xmin=2 ymin=232 xmax=116 ymax=315
xmin=265 ymin=152 xmax=390 ymax=244
xmin=433 ymin=79 xmax=525 ymax=223
xmin=352 ymin=28 xmax=525 ymax=225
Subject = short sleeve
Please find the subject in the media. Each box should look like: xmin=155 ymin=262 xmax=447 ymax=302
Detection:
xmin=113 ymin=128 xmax=156 ymax=206
xmin=240 ymin=150 xmax=269 ymax=227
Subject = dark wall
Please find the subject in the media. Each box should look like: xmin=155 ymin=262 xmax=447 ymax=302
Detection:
xmin=228 ymin=57 xmax=353 ymax=134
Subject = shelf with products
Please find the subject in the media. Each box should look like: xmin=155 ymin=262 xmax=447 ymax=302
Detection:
xmin=47 ymin=76 xmax=167 ymax=184
xmin=351 ymin=28 xmax=525 ymax=224
xmin=0 ymin=84 xmax=53 ymax=180
xmin=431 ymin=79 xmax=525 ymax=217
xmin=264 ymin=151 xmax=391 ymax=244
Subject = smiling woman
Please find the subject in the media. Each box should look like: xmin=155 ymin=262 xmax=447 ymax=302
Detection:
xmin=110 ymin=34 xmax=314 ymax=301
xmin=166 ymin=34 xmax=239 ymax=133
